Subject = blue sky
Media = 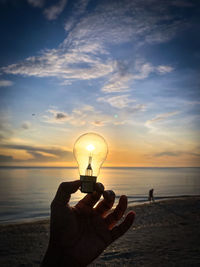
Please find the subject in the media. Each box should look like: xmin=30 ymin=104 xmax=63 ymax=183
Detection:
xmin=0 ymin=0 xmax=200 ymax=166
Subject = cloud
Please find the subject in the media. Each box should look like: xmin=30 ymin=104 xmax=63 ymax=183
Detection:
xmin=0 ymin=144 xmax=73 ymax=162
xmin=154 ymin=151 xmax=200 ymax=158
xmin=2 ymin=56 xmax=173 ymax=91
xmin=2 ymin=47 xmax=113 ymax=82
xmin=44 ymin=106 xmax=106 ymax=126
xmin=62 ymin=0 xmax=193 ymax=50
xmin=44 ymin=100 xmax=147 ymax=127
xmin=65 ymin=0 xmax=181 ymax=46
xmin=101 ymin=60 xmax=173 ymax=93
xmin=21 ymin=121 xmax=31 ymax=130
xmin=0 ymin=80 xmax=13 ymax=87
xmin=146 ymin=111 xmax=179 ymax=125
xmin=101 ymin=72 xmax=133 ymax=93
xmin=27 ymin=0 xmax=45 ymax=8
xmin=45 ymin=109 xmax=70 ymax=123
xmin=55 ymin=112 xmax=68 ymax=120
xmin=125 ymin=104 xmax=146 ymax=114
xmin=154 ymin=151 xmax=181 ymax=157
xmin=44 ymin=0 xmax=68 ymax=20
xmin=144 ymin=20 xmax=188 ymax=44
xmin=97 ymin=95 xmax=135 ymax=109
xmin=157 ymin=65 xmax=174 ymax=74
xmin=0 ymin=154 xmax=14 ymax=162
xmin=44 ymin=105 xmax=127 ymax=127
xmin=91 ymin=120 xmax=106 ymax=127
xmin=2 ymin=0 xmax=184 ymax=88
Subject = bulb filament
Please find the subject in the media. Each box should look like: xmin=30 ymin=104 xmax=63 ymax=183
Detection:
xmin=85 ymin=156 xmax=93 ymax=176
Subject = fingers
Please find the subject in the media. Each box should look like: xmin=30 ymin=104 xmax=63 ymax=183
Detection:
xmin=94 ymin=190 xmax=115 ymax=216
xmin=110 ymin=211 xmax=135 ymax=243
xmin=104 ymin=195 xmax=127 ymax=230
xmin=75 ymin=182 xmax=104 ymax=210
xmin=52 ymin=180 xmax=81 ymax=206
xmin=94 ymin=182 xmax=104 ymax=193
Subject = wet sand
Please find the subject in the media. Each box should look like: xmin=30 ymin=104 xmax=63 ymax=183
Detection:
xmin=0 ymin=197 xmax=200 ymax=267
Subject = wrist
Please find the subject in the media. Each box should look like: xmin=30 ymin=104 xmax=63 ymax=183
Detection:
xmin=41 ymin=244 xmax=62 ymax=267
xmin=41 ymin=244 xmax=84 ymax=267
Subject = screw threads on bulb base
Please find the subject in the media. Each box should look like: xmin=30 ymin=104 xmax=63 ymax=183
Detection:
xmin=80 ymin=175 xmax=97 ymax=193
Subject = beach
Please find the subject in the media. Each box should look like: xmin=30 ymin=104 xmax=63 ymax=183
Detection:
xmin=0 ymin=197 xmax=200 ymax=267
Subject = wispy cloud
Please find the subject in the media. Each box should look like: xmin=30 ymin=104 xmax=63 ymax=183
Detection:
xmin=44 ymin=0 xmax=68 ymax=20
xmin=2 ymin=0 xmax=182 ymax=88
xmin=156 ymin=65 xmax=174 ymax=74
xmin=27 ymin=0 xmax=45 ymax=8
xmin=144 ymin=20 xmax=189 ymax=44
xmin=21 ymin=121 xmax=31 ymax=130
xmin=153 ymin=150 xmax=200 ymax=158
xmin=97 ymin=95 xmax=135 ymax=109
xmin=101 ymin=60 xmax=173 ymax=93
xmin=2 ymin=47 xmax=113 ymax=81
xmin=44 ymin=105 xmax=103 ymax=126
xmin=43 ymin=105 xmax=131 ymax=127
xmin=146 ymin=111 xmax=179 ymax=125
xmin=64 ymin=0 xmax=187 ymax=46
xmin=101 ymin=72 xmax=133 ymax=93
xmin=0 ymin=79 xmax=13 ymax=87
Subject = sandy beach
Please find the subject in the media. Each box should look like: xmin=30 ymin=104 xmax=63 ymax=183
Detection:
xmin=0 ymin=197 xmax=200 ymax=267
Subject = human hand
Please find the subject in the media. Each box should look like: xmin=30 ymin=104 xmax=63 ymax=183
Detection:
xmin=41 ymin=180 xmax=135 ymax=267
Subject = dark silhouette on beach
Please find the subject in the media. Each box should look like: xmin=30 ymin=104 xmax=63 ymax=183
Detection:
xmin=149 ymin=188 xmax=155 ymax=203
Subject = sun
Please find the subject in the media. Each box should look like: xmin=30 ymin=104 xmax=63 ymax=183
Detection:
xmin=86 ymin=144 xmax=95 ymax=152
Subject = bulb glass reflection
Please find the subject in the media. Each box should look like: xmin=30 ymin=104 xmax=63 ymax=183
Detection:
xmin=73 ymin=132 xmax=108 ymax=193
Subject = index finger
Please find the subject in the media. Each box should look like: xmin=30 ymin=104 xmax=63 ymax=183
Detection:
xmin=52 ymin=180 xmax=81 ymax=207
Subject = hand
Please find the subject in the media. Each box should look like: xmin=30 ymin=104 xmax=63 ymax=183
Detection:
xmin=41 ymin=180 xmax=135 ymax=267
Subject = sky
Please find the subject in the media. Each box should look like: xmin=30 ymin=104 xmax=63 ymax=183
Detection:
xmin=0 ymin=0 xmax=200 ymax=167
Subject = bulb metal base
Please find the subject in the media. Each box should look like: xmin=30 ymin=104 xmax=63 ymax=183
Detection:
xmin=80 ymin=175 xmax=97 ymax=193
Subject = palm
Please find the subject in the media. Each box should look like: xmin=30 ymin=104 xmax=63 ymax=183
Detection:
xmin=66 ymin=206 xmax=111 ymax=265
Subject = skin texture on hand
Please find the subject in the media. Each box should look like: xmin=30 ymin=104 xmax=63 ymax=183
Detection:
xmin=41 ymin=181 xmax=135 ymax=267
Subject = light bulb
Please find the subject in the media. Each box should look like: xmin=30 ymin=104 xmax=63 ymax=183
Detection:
xmin=73 ymin=132 xmax=108 ymax=193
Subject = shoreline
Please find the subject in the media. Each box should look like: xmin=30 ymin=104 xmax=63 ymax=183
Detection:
xmin=1 ymin=194 xmax=200 ymax=226
xmin=0 ymin=196 xmax=200 ymax=266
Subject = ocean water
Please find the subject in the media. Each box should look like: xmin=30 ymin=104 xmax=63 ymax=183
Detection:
xmin=0 ymin=167 xmax=200 ymax=224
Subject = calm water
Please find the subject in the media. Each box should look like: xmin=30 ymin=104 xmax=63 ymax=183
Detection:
xmin=0 ymin=167 xmax=200 ymax=223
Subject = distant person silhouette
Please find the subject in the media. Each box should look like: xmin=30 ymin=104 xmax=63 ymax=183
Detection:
xmin=149 ymin=188 xmax=154 ymax=203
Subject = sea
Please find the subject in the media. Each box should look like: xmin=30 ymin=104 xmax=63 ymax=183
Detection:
xmin=0 ymin=167 xmax=200 ymax=224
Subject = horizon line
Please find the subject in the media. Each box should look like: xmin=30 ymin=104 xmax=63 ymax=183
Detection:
xmin=0 ymin=166 xmax=199 ymax=168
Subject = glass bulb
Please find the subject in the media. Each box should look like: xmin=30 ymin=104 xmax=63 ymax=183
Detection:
xmin=73 ymin=132 xmax=108 ymax=193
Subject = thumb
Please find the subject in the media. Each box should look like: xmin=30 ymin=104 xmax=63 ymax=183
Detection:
xmin=52 ymin=180 xmax=81 ymax=206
